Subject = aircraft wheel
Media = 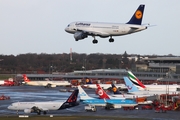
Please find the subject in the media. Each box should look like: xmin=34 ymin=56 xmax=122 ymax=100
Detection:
xmin=109 ymin=38 xmax=114 ymax=42
xmin=92 ymin=39 xmax=98 ymax=44
xmin=37 ymin=110 xmax=41 ymax=115
xmin=43 ymin=111 xmax=47 ymax=115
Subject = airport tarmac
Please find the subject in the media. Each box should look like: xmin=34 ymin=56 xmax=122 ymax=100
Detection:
xmin=0 ymin=85 xmax=179 ymax=120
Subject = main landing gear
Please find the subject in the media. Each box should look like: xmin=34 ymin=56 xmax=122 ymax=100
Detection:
xmin=92 ymin=36 xmax=114 ymax=44
xmin=92 ymin=36 xmax=98 ymax=44
xmin=109 ymin=37 xmax=114 ymax=42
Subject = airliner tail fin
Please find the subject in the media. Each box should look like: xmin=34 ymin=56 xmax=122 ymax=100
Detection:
xmin=127 ymin=4 xmax=145 ymax=25
xmin=96 ymin=84 xmax=110 ymax=99
xmin=123 ymin=77 xmax=139 ymax=92
xmin=22 ymin=74 xmax=30 ymax=82
xmin=111 ymin=83 xmax=121 ymax=94
xmin=127 ymin=71 xmax=146 ymax=89
xmin=78 ymin=85 xmax=92 ymax=100
xmin=65 ymin=89 xmax=79 ymax=103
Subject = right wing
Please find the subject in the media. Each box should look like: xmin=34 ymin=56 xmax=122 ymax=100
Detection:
xmin=77 ymin=29 xmax=110 ymax=37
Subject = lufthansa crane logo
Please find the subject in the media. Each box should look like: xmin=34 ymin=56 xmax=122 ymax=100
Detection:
xmin=135 ymin=10 xmax=142 ymax=19
xmin=112 ymin=87 xmax=117 ymax=92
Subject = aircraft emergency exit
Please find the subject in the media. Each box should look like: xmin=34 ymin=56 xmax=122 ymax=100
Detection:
xmin=65 ymin=4 xmax=148 ymax=44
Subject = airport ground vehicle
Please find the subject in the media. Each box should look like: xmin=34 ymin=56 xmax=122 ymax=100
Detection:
xmin=154 ymin=103 xmax=167 ymax=113
xmin=0 ymin=95 xmax=10 ymax=100
xmin=84 ymin=105 xmax=96 ymax=112
xmin=123 ymin=106 xmax=136 ymax=110
xmin=142 ymin=104 xmax=153 ymax=110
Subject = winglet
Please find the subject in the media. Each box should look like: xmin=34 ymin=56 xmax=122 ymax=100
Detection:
xmin=96 ymin=84 xmax=110 ymax=99
xmin=123 ymin=77 xmax=139 ymax=92
xmin=22 ymin=74 xmax=30 ymax=82
xmin=127 ymin=4 xmax=145 ymax=25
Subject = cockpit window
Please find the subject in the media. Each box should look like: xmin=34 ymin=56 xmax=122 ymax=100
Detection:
xmin=67 ymin=24 xmax=70 ymax=27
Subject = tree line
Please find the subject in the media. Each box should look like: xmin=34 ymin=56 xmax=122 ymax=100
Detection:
xmin=0 ymin=51 xmax=166 ymax=74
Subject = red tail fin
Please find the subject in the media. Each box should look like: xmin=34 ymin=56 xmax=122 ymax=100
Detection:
xmin=96 ymin=84 xmax=110 ymax=99
xmin=23 ymin=74 xmax=30 ymax=82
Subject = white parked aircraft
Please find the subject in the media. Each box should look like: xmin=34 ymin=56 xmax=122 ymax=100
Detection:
xmin=65 ymin=4 xmax=148 ymax=44
xmin=127 ymin=71 xmax=180 ymax=93
xmin=83 ymin=83 xmax=127 ymax=90
xmin=22 ymin=74 xmax=71 ymax=88
xmin=8 ymin=89 xmax=79 ymax=115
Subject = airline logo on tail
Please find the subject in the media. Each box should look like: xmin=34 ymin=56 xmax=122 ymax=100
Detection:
xmin=127 ymin=4 xmax=145 ymax=25
xmin=111 ymin=83 xmax=121 ymax=94
xmin=126 ymin=85 xmax=133 ymax=90
xmin=127 ymin=71 xmax=146 ymax=89
xmin=59 ymin=89 xmax=79 ymax=109
xmin=66 ymin=89 xmax=78 ymax=103
xmin=22 ymin=74 xmax=30 ymax=82
xmin=135 ymin=10 xmax=142 ymax=19
xmin=96 ymin=84 xmax=110 ymax=99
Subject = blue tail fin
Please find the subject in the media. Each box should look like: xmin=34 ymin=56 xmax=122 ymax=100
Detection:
xmin=127 ymin=4 xmax=145 ymax=25
xmin=111 ymin=83 xmax=121 ymax=94
xmin=78 ymin=85 xmax=93 ymax=100
xmin=123 ymin=77 xmax=139 ymax=92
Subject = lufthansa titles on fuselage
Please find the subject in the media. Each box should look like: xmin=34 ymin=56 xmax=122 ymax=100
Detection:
xmin=75 ymin=22 xmax=91 ymax=26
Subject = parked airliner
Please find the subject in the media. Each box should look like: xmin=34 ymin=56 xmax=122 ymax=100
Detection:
xmin=65 ymin=4 xmax=148 ymax=44
xmin=83 ymin=78 xmax=127 ymax=89
xmin=22 ymin=74 xmax=71 ymax=88
xmin=96 ymin=84 xmax=152 ymax=105
xmin=127 ymin=71 xmax=180 ymax=93
xmin=8 ymin=89 xmax=79 ymax=115
xmin=78 ymin=85 xmax=137 ymax=108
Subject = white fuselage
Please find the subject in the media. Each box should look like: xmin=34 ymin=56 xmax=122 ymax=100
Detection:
xmin=26 ymin=81 xmax=71 ymax=87
xmin=83 ymin=84 xmax=127 ymax=89
xmin=112 ymin=94 xmax=152 ymax=98
xmin=65 ymin=22 xmax=147 ymax=37
xmin=8 ymin=101 xmax=64 ymax=111
xmin=138 ymin=84 xmax=180 ymax=92
xmin=0 ymin=80 xmax=4 ymax=85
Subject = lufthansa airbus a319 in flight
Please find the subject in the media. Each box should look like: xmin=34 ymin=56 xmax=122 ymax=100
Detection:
xmin=65 ymin=4 xmax=148 ymax=44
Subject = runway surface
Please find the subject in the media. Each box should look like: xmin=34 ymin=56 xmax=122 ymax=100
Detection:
xmin=0 ymin=85 xmax=179 ymax=120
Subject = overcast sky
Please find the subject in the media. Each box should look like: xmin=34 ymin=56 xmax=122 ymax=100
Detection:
xmin=0 ymin=0 xmax=180 ymax=56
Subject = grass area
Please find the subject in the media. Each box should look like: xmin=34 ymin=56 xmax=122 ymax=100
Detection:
xmin=0 ymin=116 xmax=150 ymax=120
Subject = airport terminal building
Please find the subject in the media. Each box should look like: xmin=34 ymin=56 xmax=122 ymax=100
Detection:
xmin=16 ymin=56 xmax=180 ymax=84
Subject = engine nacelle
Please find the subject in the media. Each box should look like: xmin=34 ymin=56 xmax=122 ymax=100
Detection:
xmin=51 ymin=84 xmax=56 ymax=87
xmin=74 ymin=31 xmax=87 ymax=40
xmin=24 ymin=108 xmax=32 ymax=113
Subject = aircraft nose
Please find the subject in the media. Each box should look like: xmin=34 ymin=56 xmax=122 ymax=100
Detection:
xmin=65 ymin=27 xmax=69 ymax=32
xmin=7 ymin=105 xmax=11 ymax=109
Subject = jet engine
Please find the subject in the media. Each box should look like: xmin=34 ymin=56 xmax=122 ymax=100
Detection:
xmin=24 ymin=108 xmax=32 ymax=113
xmin=46 ymin=84 xmax=56 ymax=88
xmin=74 ymin=31 xmax=87 ymax=41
